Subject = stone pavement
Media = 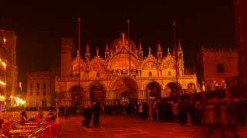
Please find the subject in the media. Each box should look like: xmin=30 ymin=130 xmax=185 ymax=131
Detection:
xmin=57 ymin=115 xmax=247 ymax=138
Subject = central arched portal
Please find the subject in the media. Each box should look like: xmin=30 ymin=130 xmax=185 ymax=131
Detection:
xmin=146 ymin=81 xmax=161 ymax=99
xmin=111 ymin=77 xmax=138 ymax=104
xmin=70 ymin=86 xmax=83 ymax=108
xmin=166 ymin=82 xmax=181 ymax=97
xmin=90 ymin=82 xmax=105 ymax=104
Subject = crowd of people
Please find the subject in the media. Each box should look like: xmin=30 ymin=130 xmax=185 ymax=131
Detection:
xmin=54 ymin=89 xmax=246 ymax=137
xmin=102 ymin=90 xmax=246 ymax=137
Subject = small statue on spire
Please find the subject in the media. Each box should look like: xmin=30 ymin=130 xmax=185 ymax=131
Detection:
xmin=86 ymin=43 xmax=90 ymax=53
xmin=77 ymin=50 xmax=80 ymax=57
xmin=96 ymin=48 xmax=99 ymax=57
xmin=148 ymin=47 xmax=152 ymax=55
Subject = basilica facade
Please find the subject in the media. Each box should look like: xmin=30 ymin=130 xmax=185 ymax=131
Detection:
xmin=55 ymin=33 xmax=197 ymax=107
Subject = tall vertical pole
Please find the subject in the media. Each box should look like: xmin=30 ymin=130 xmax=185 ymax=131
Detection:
xmin=173 ymin=21 xmax=178 ymax=84
xmin=127 ymin=19 xmax=130 ymax=75
xmin=78 ymin=18 xmax=81 ymax=86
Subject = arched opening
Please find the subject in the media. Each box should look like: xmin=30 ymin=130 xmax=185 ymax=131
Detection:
xmin=187 ymin=83 xmax=196 ymax=94
xmin=90 ymin=82 xmax=105 ymax=104
xmin=166 ymin=82 xmax=181 ymax=97
xmin=216 ymin=63 xmax=225 ymax=73
xmin=111 ymin=77 xmax=138 ymax=104
xmin=70 ymin=86 xmax=83 ymax=108
xmin=146 ymin=81 xmax=161 ymax=100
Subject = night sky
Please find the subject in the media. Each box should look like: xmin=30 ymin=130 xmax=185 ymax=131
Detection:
xmin=0 ymin=0 xmax=235 ymax=83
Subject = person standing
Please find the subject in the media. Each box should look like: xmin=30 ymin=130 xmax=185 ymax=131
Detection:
xmin=82 ymin=104 xmax=92 ymax=127
xmin=92 ymin=101 xmax=101 ymax=127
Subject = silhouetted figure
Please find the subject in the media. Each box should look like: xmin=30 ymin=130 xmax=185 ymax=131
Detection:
xmin=64 ymin=106 xmax=69 ymax=119
xmin=92 ymin=101 xmax=101 ymax=127
xmin=82 ymin=104 xmax=92 ymax=127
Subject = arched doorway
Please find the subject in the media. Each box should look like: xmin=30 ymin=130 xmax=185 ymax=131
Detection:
xmin=111 ymin=77 xmax=138 ymax=104
xmin=187 ymin=83 xmax=196 ymax=94
xmin=146 ymin=81 xmax=161 ymax=100
xmin=166 ymin=82 xmax=181 ymax=97
xmin=70 ymin=86 xmax=83 ymax=108
xmin=90 ymin=82 xmax=105 ymax=104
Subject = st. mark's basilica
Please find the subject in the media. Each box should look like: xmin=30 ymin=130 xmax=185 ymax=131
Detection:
xmin=55 ymin=33 xmax=197 ymax=107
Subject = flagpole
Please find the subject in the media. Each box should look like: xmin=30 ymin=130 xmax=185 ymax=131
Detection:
xmin=127 ymin=19 xmax=130 ymax=75
xmin=173 ymin=21 xmax=178 ymax=84
xmin=78 ymin=18 xmax=81 ymax=86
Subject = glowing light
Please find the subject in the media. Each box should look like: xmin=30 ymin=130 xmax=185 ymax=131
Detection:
xmin=0 ymin=80 xmax=6 ymax=86
xmin=0 ymin=95 xmax=5 ymax=101
xmin=2 ymin=62 xmax=7 ymax=68
xmin=3 ymin=38 xmax=6 ymax=43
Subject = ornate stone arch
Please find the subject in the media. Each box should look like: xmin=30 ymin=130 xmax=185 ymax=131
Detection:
xmin=145 ymin=81 xmax=162 ymax=99
xmin=69 ymin=85 xmax=83 ymax=107
xmin=88 ymin=81 xmax=106 ymax=103
xmin=90 ymin=56 xmax=108 ymax=71
xmin=164 ymin=82 xmax=182 ymax=97
xmin=187 ymin=82 xmax=197 ymax=94
xmin=110 ymin=76 xmax=138 ymax=100
xmin=141 ymin=56 xmax=158 ymax=70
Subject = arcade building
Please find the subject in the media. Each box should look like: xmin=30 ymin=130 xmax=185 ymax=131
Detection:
xmin=55 ymin=33 xmax=197 ymax=107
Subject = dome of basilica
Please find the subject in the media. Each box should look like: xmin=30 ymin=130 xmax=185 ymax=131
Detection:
xmin=109 ymin=33 xmax=137 ymax=52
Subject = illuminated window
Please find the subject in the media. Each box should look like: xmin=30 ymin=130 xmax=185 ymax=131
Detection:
xmin=216 ymin=63 xmax=225 ymax=73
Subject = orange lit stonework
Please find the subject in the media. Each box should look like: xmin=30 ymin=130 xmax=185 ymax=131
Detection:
xmin=55 ymin=33 xmax=197 ymax=107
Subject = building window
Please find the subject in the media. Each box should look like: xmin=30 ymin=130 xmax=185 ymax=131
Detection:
xmin=149 ymin=71 xmax=152 ymax=77
xmin=168 ymin=71 xmax=171 ymax=76
xmin=30 ymin=92 xmax=33 ymax=96
xmin=43 ymin=91 xmax=46 ymax=96
xmin=216 ymin=63 xmax=225 ymax=73
xmin=37 ymin=92 xmax=39 ymax=96
xmin=96 ymin=72 xmax=100 ymax=78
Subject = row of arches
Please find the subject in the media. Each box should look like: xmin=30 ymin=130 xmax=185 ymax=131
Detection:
xmin=68 ymin=77 xmax=196 ymax=106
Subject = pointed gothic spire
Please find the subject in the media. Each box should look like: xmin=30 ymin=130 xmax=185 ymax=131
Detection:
xmin=86 ymin=43 xmax=90 ymax=53
xmin=167 ymin=47 xmax=170 ymax=55
xmin=105 ymin=43 xmax=109 ymax=52
xmin=138 ymin=42 xmax=142 ymax=51
xmin=122 ymin=32 xmax=125 ymax=41
xmin=178 ymin=40 xmax=182 ymax=51
xmin=148 ymin=47 xmax=152 ymax=56
xmin=157 ymin=42 xmax=162 ymax=52
xmin=96 ymin=48 xmax=99 ymax=57
xmin=77 ymin=50 xmax=80 ymax=57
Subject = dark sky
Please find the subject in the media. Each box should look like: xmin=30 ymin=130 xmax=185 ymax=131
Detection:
xmin=0 ymin=0 xmax=235 ymax=83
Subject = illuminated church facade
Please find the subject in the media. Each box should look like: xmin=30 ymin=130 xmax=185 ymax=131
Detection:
xmin=55 ymin=33 xmax=197 ymax=106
